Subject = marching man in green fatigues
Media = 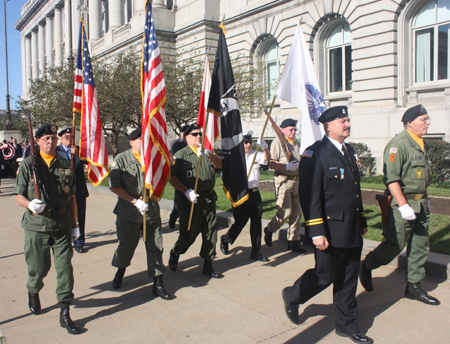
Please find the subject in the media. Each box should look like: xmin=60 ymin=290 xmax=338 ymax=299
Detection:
xmin=14 ymin=124 xmax=81 ymax=334
xmin=360 ymin=104 xmax=440 ymax=306
xmin=168 ymin=123 xmax=224 ymax=278
xmin=109 ymin=128 xmax=174 ymax=300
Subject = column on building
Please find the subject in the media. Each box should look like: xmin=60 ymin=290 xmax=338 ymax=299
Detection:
xmin=109 ymin=0 xmax=124 ymax=29
xmin=38 ymin=22 xmax=45 ymax=75
xmin=31 ymin=29 xmax=38 ymax=78
xmin=72 ymin=0 xmax=82 ymax=49
xmin=153 ymin=0 xmax=166 ymax=8
xmin=54 ymin=6 xmax=63 ymax=66
xmin=46 ymin=14 xmax=53 ymax=67
xmin=135 ymin=0 xmax=146 ymax=14
xmin=64 ymin=0 xmax=73 ymax=59
xmin=89 ymin=0 xmax=102 ymax=40
xmin=25 ymin=35 xmax=32 ymax=88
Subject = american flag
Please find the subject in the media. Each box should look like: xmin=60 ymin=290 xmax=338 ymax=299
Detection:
xmin=141 ymin=0 xmax=171 ymax=201
xmin=74 ymin=20 xmax=110 ymax=185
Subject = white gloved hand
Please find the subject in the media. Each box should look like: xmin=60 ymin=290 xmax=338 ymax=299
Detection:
xmin=257 ymin=139 xmax=268 ymax=150
xmin=398 ymin=204 xmax=416 ymax=220
xmin=286 ymin=161 xmax=299 ymax=171
xmin=427 ymin=199 xmax=431 ymax=212
xmin=197 ymin=148 xmax=213 ymax=158
xmin=28 ymin=199 xmax=46 ymax=214
xmin=72 ymin=227 xmax=80 ymax=241
xmin=134 ymin=199 xmax=149 ymax=215
xmin=185 ymin=189 xmax=199 ymax=203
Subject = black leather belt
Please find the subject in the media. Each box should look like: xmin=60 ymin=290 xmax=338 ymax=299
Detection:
xmin=197 ymin=189 xmax=213 ymax=197
xmin=27 ymin=206 xmax=68 ymax=218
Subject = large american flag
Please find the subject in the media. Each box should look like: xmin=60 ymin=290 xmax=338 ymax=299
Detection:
xmin=73 ymin=20 xmax=109 ymax=185
xmin=141 ymin=0 xmax=171 ymax=201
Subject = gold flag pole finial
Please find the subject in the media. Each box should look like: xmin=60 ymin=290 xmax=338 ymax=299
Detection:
xmin=219 ymin=15 xmax=226 ymax=35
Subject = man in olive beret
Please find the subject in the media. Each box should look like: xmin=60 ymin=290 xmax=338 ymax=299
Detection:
xmin=13 ymin=123 xmax=81 ymax=334
xmin=360 ymin=104 xmax=440 ymax=306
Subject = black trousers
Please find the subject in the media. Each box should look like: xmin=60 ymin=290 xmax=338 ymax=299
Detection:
xmin=73 ymin=197 xmax=86 ymax=247
xmin=224 ymin=190 xmax=263 ymax=255
xmin=284 ymin=245 xmax=362 ymax=334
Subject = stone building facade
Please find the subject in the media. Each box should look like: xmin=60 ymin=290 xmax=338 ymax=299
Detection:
xmin=15 ymin=0 xmax=449 ymax=170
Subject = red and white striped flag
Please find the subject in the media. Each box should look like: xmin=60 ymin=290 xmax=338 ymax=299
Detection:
xmin=141 ymin=0 xmax=171 ymax=201
xmin=74 ymin=20 xmax=109 ymax=185
xmin=197 ymin=54 xmax=218 ymax=151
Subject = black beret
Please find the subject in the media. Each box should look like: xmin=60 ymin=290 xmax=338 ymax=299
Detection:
xmin=401 ymin=104 xmax=427 ymax=123
xmin=318 ymin=106 xmax=348 ymax=124
xmin=280 ymin=118 xmax=297 ymax=128
xmin=184 ymin=123 xmax=201 ymax=136
xmin=58 ymin=128 xmax=73 ymax=137
xmin=128 ymin=128 xmax=142 ymax=140
xmin=180 ymin=125 xmax=188 ymax=133
xmin=36 ymin=124 xmax=58 ymax=138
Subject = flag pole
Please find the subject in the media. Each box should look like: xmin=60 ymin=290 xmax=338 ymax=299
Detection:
xmin=246 ymin=95 xmax=276 ymax=180
xmin=187 ymin=107 xmax=210 ymax=232
xmin=143 ymin=182 xmax=147 ymax=242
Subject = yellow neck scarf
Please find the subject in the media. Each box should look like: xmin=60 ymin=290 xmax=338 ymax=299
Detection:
xmin=132 ymin=150 xmax=145 ymax=172
xmin=189 ymin=145 xmax=199 ymax=155
xmin=285 ymin=136 xmax=294 ymax=145
xmin=40 ymin=151 xmax=56 ymax=167
xmin=406 ymin=129 xmax=424 ymax=151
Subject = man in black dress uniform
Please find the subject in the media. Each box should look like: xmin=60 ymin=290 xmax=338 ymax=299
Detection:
xmin=281 ymin=106 xmax=373 ymax=344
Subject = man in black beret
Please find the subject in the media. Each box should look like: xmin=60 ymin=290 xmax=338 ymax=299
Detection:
xmin=56 ymin=128 xmax=89 ymax=253
xmin=360 ymin=104 xmax=440 ymax=306
xmin=168 ymin=125 xmax=188 ymax=229
xmin=109 ymin=127 xmax=174 ymax=299
xmin=264 ymin=118 xmax=306 ymax=253
xmin=13 ymin=123 xmax=82 ymax=334
xmin=282 ymin=107 xmax=373 ymax=343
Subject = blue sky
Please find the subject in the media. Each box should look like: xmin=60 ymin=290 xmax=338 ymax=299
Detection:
xmin=1 ymin=0 xmax=27 ymax=111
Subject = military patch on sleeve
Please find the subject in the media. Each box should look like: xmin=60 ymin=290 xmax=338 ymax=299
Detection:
xmin=389 ymin=147 xmax=398 ymax=154
xmin=390 ymin=154 xmax=395 ymax=162
xmin=63 ymin=185 xmax=70 ymax=193
xmin=303 ymin=150 xmax=313 ymax=158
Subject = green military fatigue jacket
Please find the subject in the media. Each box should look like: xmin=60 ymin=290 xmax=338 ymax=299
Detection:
xmin=383 ymin=129 xmax=431 ymax=212
xmin=110 ymin=148 xmax=160 ymax=223
xmin=171 ymin=145 xmax=216 ymax=205
xmin=13 ymin=155 xmax=75 ymax=232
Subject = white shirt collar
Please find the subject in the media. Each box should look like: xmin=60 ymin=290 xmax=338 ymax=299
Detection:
xmin=325 ymin=135 xmax=345 ymax=155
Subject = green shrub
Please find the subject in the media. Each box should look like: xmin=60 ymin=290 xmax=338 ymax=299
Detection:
xmin=348 ymin=142 xmax=376 ymax=176
xmin=425 ymin=139 xmax=450 ymax=183
xmin=361 ymin=175 xmax=384 ymax=184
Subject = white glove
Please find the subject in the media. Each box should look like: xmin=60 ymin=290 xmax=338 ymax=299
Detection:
xmin=185 ymin=189 xmax=199 ymax=203
xmin=72 ymin=227 xmax=80 ymax=241
xmin=398 ymin=204 xmax=416 ymax=220
xmin=257 ymin=139 xmax=268 ymax=150
xmin=197 ymin=148 xmax=213 ymax=158
xmin=134 ymin=199 xmax=149 ymax=215
xmin=28 ymin=199 xmax=46 ymax=214
xmin=286 ymin=161 xmax=299 ymax=171
xmin=427 ymin=200 xmax=431 ymax=212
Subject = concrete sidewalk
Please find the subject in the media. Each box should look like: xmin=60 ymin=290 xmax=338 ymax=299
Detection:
xmin=0 ymin=177 xmax=449 ymax=344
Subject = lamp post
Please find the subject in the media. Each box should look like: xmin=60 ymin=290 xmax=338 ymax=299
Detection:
xmin=3 ymin=0 xmax=12 ymax=130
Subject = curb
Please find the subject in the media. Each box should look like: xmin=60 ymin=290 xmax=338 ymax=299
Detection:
xmin=88 ymin=184 xmax=450 ymax=281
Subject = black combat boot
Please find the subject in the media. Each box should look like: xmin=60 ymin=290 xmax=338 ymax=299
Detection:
xmin=152 ymin=275 xmax=175 ymax=300
xmin=202 ymin=259 xmax=224 ymax=279
xmin=28 ymin=292 xmax=41 ymax=315
xmin=59 ymin=303 xmax=81 ymax=334
xmin=112 ymin=267 xmax=126 ymax=289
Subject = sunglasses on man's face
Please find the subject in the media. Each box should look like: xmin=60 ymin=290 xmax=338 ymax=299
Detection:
xmin=243 ymin=140 xmax=252 ymax=144
xmin=190 ymin=132 xmax=202 ymax=137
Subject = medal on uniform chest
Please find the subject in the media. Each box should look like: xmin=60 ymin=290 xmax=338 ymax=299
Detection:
xmin=340 ymin=168 xmax=345 ymax=180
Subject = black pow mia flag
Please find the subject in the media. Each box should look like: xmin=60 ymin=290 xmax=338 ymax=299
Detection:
xmin=207 ymin=28 xmax=248 ymax=207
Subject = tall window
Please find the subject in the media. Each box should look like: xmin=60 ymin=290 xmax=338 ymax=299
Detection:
xmin=327 ymin=22 xmax=352 ymax=93
xmin=414 ymin=0 xmax=450 ymax=82
xmin=259 ymin=38 xmax=280 ymax=99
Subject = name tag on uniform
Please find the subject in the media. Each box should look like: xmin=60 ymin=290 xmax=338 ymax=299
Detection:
xmin=414 ymin=155 xmax=421 ymax=159
xmin=329 ymin=167 xmax=337 ymax=170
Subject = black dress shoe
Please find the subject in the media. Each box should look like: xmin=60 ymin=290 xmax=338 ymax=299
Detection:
xmin=220 ymin=235 xmax=229 ymax=255
xmin=168 ymin=214 xmax=176 ymax=229
xmin=59 ymin=303 xmax=81 ymax=335
xmin=336 ymin=331 xmax=373 ymax=343
xmin=112 ymin=268 xmax=126 ymax=289
xmin=359 ymin=261 xmax=373 ymax=292
xmin=281 ymin=288 xmax=299 ymax=324
xmin=152 ymin=276 xmax=175 ymax=300
xmin=287 ymin=241 xmax=306 ymax=253
xmin=169 ymin=249 xmax=179 ymax=271
xmin=405 ymin=282 xmax=440 ymax=305
xmin=250 ymin=253 xmax=270 ymax=262
xmin=203 ymin=259 xmax=224 ymax=279
xmin=264 ymin=227 xmax=273 ymax=247
xmin=28 ymin=292 xmax=41 ymax=315
xmin=73 ymin=247 xmax=85 ymax=253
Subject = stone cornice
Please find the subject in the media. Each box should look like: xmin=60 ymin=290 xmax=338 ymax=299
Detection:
xmin=14 ymin=0 xmax=53 ymax=32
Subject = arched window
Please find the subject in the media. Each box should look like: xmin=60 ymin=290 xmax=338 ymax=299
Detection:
xmin=414 ymin=0 xmax=450 ymax=82
xmin=259 ymin=38 xmax=280 ymax=99
xmin=327 ymin=22 xmax=352 ymax=93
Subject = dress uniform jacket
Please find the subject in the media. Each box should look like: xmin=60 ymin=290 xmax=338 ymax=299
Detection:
xmin=300 ymin=137 xmax=367 ymax=248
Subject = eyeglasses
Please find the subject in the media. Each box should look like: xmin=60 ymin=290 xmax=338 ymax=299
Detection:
xmin=286 ymin=128 xmax=297 ymax=132
xmin=62 ymin=134 xmax=73 ymax=139
xmin=243 ymin=140 xmax=252 ymax=144
xmin=189 ymin=132 xmax=202 ymax=137
xmin=39 ymin=136 xmax=58 ymax=143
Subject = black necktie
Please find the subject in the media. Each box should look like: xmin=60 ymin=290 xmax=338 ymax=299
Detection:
xmin=342 ymin=145 xmax=351 ymax=164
